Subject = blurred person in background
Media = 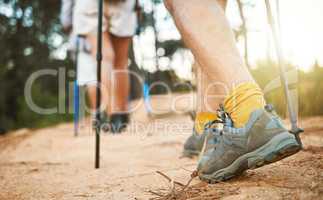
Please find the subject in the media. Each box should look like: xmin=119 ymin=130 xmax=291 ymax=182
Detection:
xmin=60 ymin=0 xmax=138 ymax=133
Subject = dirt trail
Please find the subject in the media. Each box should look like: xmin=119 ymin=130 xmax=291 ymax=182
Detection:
xmin=0 ymin=95 xmax=322 ymax=200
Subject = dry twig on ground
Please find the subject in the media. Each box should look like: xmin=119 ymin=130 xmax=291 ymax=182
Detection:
xmin=148 ymin=170 xmax=199 ymax=200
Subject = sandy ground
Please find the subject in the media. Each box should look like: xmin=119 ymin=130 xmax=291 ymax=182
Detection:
xmin=0 ymin=95 xmax=322 ymax=200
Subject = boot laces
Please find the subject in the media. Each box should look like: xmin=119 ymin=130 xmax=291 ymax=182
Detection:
xmin=204 ymin=104 xmax=232 ymax=132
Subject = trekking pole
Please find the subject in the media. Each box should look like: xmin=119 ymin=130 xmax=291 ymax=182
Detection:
xmin=74 ymin=36 xmax=80 ymax=137
xmin=264 ymin=0 xmax=303 ymax=147
xmin=95 ymin=0 xmax=104 ymax=169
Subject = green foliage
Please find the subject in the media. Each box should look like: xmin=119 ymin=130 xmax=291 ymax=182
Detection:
xmin=298 ymin=64 xmax=323 ymax=116
xmin=251 ymin=61 xmax=323 ymax=117
xmin=0 ymin=0 xmax=73 ymax=134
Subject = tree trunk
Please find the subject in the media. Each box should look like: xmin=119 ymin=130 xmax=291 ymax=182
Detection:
xmin=129 ymin=41 xmax=144 ymax=100
xmin=236 ymin=0 xmax=250 ymax=69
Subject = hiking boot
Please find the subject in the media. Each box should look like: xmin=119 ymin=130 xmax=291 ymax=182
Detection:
xmin=197 ymin=105 xmax=301 ymax=183
xmin=92 ymin=112 xmax=110 ymax=132
xmin=92 ymin=112 xmax=102 ymax=129
xmin=183 ymin=130 xmax=207 ymax=157
xmin=100 ymin=112 xmax=110 ymax=132
xmin=110 ymin=113 xmax=129 ymax=134
xmin=183 ymin=126 xmax=218 ymax=158
xmin=183 ymin=111 xmax=233 ymax=158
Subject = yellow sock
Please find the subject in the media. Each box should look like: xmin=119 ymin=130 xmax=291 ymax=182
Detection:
xmin=194 ymin=112 xmax=218 ymax=134
xmin=224 ymin=82 xmax=266 ymax=128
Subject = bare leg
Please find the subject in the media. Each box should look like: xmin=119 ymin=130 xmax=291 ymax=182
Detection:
xmin=164 ymin=0 xmax=254 ymax=94
xmin=86 ymin=85 xmax=97 ymax=110
xmin=110 ymin=35 xmax=131 ymax=113
xmin=217 ymin=0 xmax=227 ymax=9
xmin=195 ymin=0 xmax=228 ymax=113
xmin=196 ymin=65 xmax=227 ymax=113
xmin=86 ymin=32 xmax=114 ymax=115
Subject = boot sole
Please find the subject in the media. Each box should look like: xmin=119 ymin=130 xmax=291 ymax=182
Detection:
xmin=199 ymin=131 xmax=301 ymax=183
